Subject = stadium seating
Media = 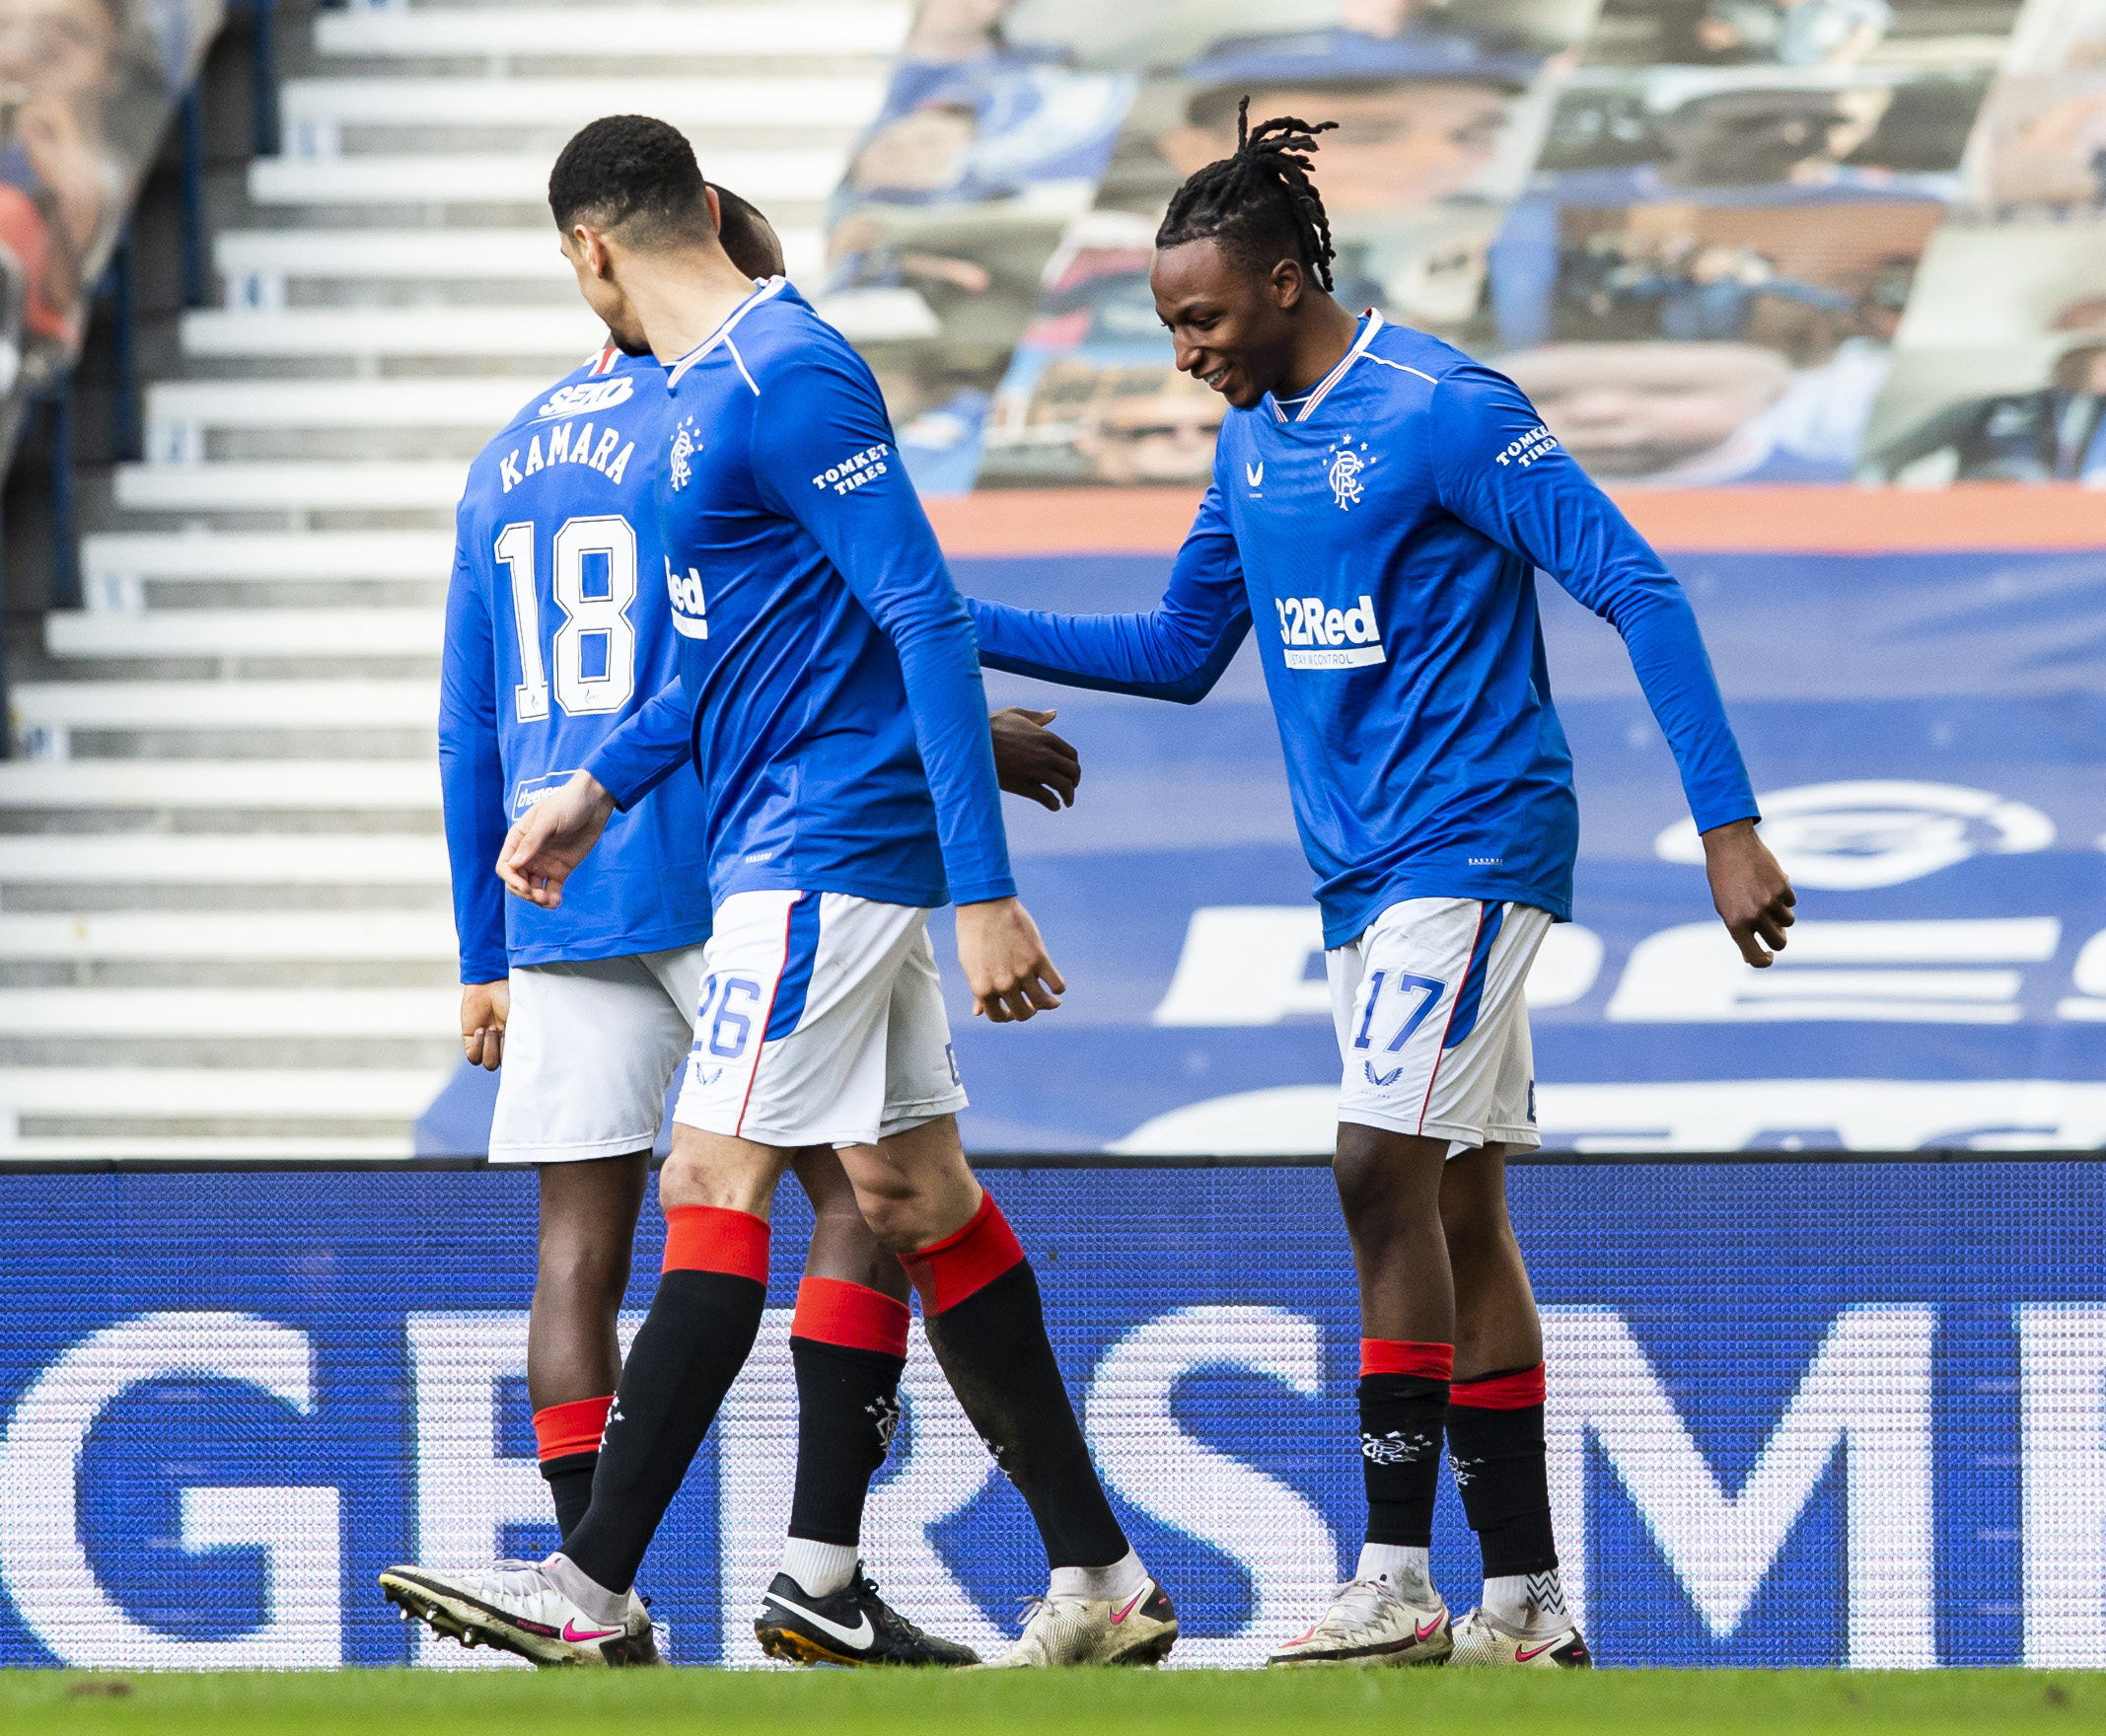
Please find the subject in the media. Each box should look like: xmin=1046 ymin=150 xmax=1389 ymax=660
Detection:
xmin=0 ymin=0 xmax=904 ymax=1158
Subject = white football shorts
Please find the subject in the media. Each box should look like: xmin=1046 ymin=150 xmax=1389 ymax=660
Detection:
xmin=487 ymin=944 xmax=707 ymax=1164
xmin=672 ymin=890 xmax=968 ymax=1149
xmin=1328 ymin=897 xmax=1552 ymax=1158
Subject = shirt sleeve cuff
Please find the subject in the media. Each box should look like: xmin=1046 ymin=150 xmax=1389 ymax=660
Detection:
xmin=948 ymin=875 xmax=1018 ymax=906
xmin=460 ymin=956 xmax=509 ymax=986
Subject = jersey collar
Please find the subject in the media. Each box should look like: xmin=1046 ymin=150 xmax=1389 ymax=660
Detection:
xmin=667 ymin=274 xmax=788 ymax=389
xmin=1269 ymin=310 xmax=1384 ymax=424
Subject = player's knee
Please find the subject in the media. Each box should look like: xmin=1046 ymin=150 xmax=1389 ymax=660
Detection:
xmin=537 ymin=1231 xmax=631 ymax=1309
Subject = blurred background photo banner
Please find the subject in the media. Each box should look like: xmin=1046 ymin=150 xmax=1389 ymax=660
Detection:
xmin=837 ymin=0 xmax=2106 ymax=494
xmin=0 ymin=0 xmax=222 ymax=464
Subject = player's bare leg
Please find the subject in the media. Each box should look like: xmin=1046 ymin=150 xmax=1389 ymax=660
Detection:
xmin=835 ymin=1115 xmax=1177 ymax=1668
xmin=1271 ymin=1122 xmax=1455 ymax=1667
xmin=529 ymin=1153 xmax=649 ymax=1541
xmin=1441 ymin=1147 xmax=1589 ymax=1668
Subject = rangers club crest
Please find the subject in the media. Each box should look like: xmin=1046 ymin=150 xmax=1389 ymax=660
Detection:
xmin=1326 ymin=435 xmax=1369 ymax=510
xmin=669 ymin=415 xmax=698 ymax=491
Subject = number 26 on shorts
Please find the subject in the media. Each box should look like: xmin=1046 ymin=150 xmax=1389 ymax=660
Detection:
xmin=693 ymin=974 xmax=763 ymax=1060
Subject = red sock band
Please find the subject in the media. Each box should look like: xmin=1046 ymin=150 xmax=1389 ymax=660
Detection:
xmin=900 ymin=1191 xmax=1024 ymax=1315
xmin=1452 ymin=1362 xmax=1547 ymax=1410
xmin=1359 ymin=1338 xmax=1455 ymax=1381
xmin=532 ymin=1395 xmax=612 ymax=1463
xmin=662 ymin=1204 xmax=769 ymax=1282
xmin=792 ymin=1276 xmax=910 ymax=1358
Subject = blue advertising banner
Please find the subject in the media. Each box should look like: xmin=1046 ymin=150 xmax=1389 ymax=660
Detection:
xmin=0 ymin=1161 xmax=2099 ymax=1670
xmin=413 ymin=546 xmax=2106 ymax=1158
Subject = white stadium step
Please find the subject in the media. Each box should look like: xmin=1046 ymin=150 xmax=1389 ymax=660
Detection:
xmin=0 ymin=1135 xmax=417 ymax=1159
xmin=47 ymin=608 xmax=443 ymax=659
xmin=0 ymin=987 xmax=457 ymax=1038
xmin=218 ymin=226 xmax=571 ymax=281
xmin=114 ymin=461 xmax=469 ymax=512
xmin=0 ymin=910 xmax=454 ymax=961
xmin=0 ymin=760 xmax=437 ymax=810
xmin=249 ymin=149 xmax=843 ymax=208
xmin=314 ymin=5 xmax=908 ymax=60
xmin=0 ymin=1068 xmax=447 ymax=1121
xmin=10 ymin=679 xmax=437 ymax=730
xmin=211 ymin=225 xmax=826 ymax=301
xmin=182 ymin=306 xmax=602 ymax=360
xmin=148 ymin=378 xmax=543 ymax=435
xmin=0 ymin=834 xmax=447 ymax=885
xmin=279 ymin=74 xmax=883 ymax=130
xmin=84 ymin=531 xmax=455 ymax=582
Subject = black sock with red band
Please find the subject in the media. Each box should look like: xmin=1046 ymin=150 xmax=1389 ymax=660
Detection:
xmin=1358 ymin=1338 xmax=1452 ymax=1548
xmin=1448 ymin=1362 xmax=1559 ymax=1576
xmin=907 ymin=1192 xmax=1130 ymax=1570
xmin=562 ymin=1206 xmax=769 ymax=1595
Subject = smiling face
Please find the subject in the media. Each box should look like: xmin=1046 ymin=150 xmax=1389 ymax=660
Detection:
xmin=1149 ymin=237 xmax=1307 ymax=411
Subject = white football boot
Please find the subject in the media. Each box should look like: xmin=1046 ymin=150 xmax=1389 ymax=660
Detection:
xmin=1448 ymin=1604 xmax=1592 ymax=1668
xmin=1267 ymin=1577 xmax=1453 ymax=1667
xmin=980 ymin=1577 xmax=1179 ymax=1667
xmin=378 ymin=1559 xmax=655 ymax=1668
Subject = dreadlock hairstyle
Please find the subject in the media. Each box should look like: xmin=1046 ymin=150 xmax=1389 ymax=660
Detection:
xmin=1156 ymin=99 xmax=1340 ymax=291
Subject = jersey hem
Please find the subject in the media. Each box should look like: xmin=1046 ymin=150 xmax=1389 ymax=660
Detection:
xmin=505 ymin=921 xmax=714 ymax=971
xmin=1323 ymin=880 xmax=1570 ymax=950
xmin=712 ymin=868 xmax=954 ymax=911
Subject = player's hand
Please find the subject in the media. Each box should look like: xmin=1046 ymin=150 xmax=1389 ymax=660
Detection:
xmin=496 ymin=770 xmax=616 ymax=909
xmin=1703 ymin=817 xmax=1795 ymax=968
xmin=956 ymin=897 xmax=1064 ymax=1023
xmin=988 ymin=707 xmax=1080 ymax=811
xmin=461 ymin=979 xmax=510 ymax=1069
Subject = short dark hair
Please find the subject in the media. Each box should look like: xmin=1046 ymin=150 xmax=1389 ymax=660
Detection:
xmin=549 ymin=114 xmax=713 ymax=247
xmin=1157 ymin=99 xmax=1339 ymax=291
xmin=710 ymin=183 xmax=784 ymax=280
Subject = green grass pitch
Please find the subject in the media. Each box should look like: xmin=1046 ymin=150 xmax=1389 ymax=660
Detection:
xmin=2 ymin=1668 xmax=2093 ymax=1735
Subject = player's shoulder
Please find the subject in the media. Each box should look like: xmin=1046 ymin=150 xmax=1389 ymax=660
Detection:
xmin=1361 ymin=321 xmax=1530 ymax=421
xmin=737 ymin=280 xmax=876 ymax=392
xmin=1358 ymin=319 xmax=1475 ymax=396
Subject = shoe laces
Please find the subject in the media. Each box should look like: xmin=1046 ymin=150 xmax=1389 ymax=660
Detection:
xmin=850 ymin=1572 xmax=928 ymax=1644
xmin=1310 ymin=1578 xmax=1405 ymax=1636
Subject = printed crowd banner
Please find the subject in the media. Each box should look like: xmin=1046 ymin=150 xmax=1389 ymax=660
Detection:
xmin=821 ymin=0 xmax=2106 ymax=495
xmin=0 ymin=0 xmax=223 ymax=467
xmin=0 ymin=1162 xmax=2099 ymax=1669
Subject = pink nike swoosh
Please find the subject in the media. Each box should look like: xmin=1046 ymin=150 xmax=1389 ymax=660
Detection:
xmin=1416 ymin=1616 xmax=1445 ymax=1642
xmin=1109 ymin=1584 xmax=1151 ymax=1626
xmin=1515 ymin=1638 xmax=1559 ymax=1662
xmin=562 ymin=1619 xmax=620 ymax=1642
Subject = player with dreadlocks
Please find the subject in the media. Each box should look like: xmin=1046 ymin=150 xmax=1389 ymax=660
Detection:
xmin=965 ymin=102 xmax=1795 ymax=1669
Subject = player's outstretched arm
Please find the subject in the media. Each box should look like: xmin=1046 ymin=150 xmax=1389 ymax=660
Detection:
xmin=968 ymin=487 xmax=1251 ymax=703
xmin=956 ymin=896 xmax=1064 ymax=1023
xmin=989 ymin=706 xmax=1079 ymax=810
xmin=1702 ymin=817 xmax=1796 ymax=968
xmin=496 ymin=769 xmax=616 ymax=909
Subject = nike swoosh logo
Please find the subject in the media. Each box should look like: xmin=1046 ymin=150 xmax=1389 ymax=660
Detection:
xmin=1110 ymin=1583 xmax=1151 ymax=1626
xmin=1515 ymin=1637 xmax=1559 ymax=1662
xmin=768 ymin=1592 xmax=873 ymax=1650
xmin=561 ymin=1619 xmax=620 ymax=1642
xmin=1416 ymin=1616 xmax=1445 ymax=1641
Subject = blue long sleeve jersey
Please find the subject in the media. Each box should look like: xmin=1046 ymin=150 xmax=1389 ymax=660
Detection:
xmin=968 ymin=314 xmax=1758 ymax=947
xmin=438 ymin=346 xmax=712 ymax=983
xmin=583 ymin=278 xmax=1014 ymax=910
